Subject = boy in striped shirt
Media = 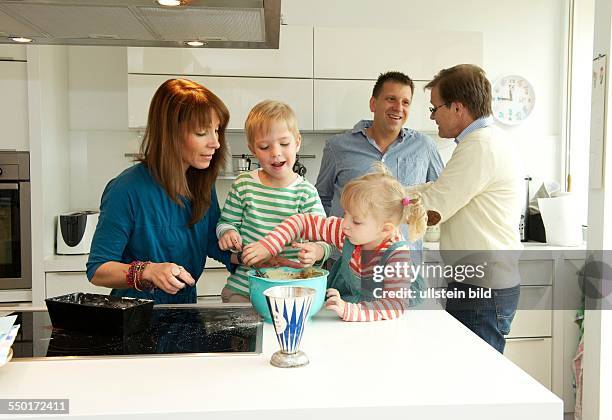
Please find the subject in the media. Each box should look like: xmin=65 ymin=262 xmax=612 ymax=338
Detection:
xmin=242 ymin=163 xmax=427 ymax=321
xmin=216 ymin=100 xmax=330 ymax=302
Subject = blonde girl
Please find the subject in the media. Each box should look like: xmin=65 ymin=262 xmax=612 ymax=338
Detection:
xmin=242 ymin=163 xmax=427 ymax=321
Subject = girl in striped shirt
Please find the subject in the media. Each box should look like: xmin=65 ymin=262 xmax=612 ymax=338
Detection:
xmin=242 ymin=163 xmax=428 ymax=321
xmin=216 ymin=100 xmax=331 ymax=302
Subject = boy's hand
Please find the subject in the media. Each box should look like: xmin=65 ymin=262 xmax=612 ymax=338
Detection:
xmin=242 ymin=242 xmax=272 ymax=266
xmin=292 ymin=242 xmax=324 ymax=267
xmin=219 ymin=229 xmax=242 ymax=251
xmin=325 ymin=288 xmax=346 ymax=318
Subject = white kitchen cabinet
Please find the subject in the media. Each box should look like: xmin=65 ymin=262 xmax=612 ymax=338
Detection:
xmin=45 ymin=272 xmax=110 ymax=298
xmin=505 ymin=337 xmax=552 ymax=389
xmin=506 ymin=286 xmax=552 ymax=338
xmin=519 ymin=260 xmax=554 ymax=285
xmin=128 ymin=26 xmax=313 ymax=78
xmin=0 ymin=61 xmax=29 ymax=150
xmin=0 ymin=45 xmax=26 ymax=61
xmin=314 ymin=79 xmax=437 ymax=132
xmin=128 ymin=74 xmax=313 ymax=130
xmin=314 ymin=27 xmax=483 ymax=80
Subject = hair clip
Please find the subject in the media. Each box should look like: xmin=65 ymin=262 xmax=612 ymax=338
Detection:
xmin=402 ymin=197 xmax=412 ymax=207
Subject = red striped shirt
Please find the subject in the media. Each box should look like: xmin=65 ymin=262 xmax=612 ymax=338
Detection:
xmin=259 ymin=213 xmax=414 ymax=321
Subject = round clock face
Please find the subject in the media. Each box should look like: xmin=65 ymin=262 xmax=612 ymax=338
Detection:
xmin=492 ymin=75 xmax=535 ymax=125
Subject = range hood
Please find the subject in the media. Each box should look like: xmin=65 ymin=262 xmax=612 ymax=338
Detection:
xmin=0 ymin=0 xmax=280 ymax=48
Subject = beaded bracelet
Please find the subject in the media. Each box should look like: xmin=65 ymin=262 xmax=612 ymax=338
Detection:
xmin=127 ymin=261 xmax=153 ymax=291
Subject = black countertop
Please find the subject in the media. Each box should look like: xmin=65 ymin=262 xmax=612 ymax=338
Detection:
xmin=10 ymin=305 xmax=263 ymax=359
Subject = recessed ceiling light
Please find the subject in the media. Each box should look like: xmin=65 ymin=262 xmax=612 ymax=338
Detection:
xmin=186 ymin=40 xmax=205 ymax=47
xmin=11 ymin=37 xmax=32 ymax=43
xmin=157 ymin=0 xmax=181 ymax=6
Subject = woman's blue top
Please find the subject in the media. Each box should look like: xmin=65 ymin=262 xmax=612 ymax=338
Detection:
xmin=86 ymin=163 xmax=232 ymax=304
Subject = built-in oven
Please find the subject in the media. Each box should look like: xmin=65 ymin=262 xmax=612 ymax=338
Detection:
xmin=0 ymin=151 xmax=31 ymax=289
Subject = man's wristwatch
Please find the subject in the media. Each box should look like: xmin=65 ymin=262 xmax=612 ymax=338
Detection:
xmin=235 ymin=251 xmax=244 ymax=265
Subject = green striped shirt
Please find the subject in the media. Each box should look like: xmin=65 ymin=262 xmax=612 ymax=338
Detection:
xmin=217 ymin=170 xmax=329 ymax=295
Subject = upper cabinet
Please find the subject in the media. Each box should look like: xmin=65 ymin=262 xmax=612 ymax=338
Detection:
xmin=128 ymin=75 xmax=313 ymax=130
xmin=127 ymin=25 xmax=483 ymax=131
xmin=128 ymin=26 xmax=313 ymax=78
xmin=0 ymin=45 xmax=27 ymax=61
xmin=314 ymin=80 xmax=437 ymax=132
xmin=314 ymin=27 xmax=483 ymax=80
xmin=0 ymin=61 xmax=29 ymax=150
xmin=127 ymin=25 xmax=314 ymax=129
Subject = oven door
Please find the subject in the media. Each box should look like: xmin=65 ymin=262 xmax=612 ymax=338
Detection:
xmin=0 ymin=181 xmax=31 ymax=288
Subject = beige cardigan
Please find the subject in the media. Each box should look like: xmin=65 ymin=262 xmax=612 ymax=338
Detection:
xmin=414 ymin=125 xmax=523 ymax=288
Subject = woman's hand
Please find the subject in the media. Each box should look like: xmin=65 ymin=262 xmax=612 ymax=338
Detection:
xmin=219 ymin=229 xmax=242 ymax=251
xmin=291 ymin=242 xmax=324 ymax=267
xmin=141 ymin=262 xmax=195 ymax=294
xmin=241 ymin=242 xmax=273 ymax=266
xmin=325 ymin=288 xmax=346 ymax=318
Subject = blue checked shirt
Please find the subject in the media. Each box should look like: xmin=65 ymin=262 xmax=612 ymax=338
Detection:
xmin=455 ymin=116 xmax=495 ymax=144
xmin=315 ymin=120 xmax=444 ymax=263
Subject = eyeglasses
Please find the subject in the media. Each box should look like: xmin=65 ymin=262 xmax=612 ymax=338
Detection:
xmin=429 ymin=103 xmax=448 ymax=115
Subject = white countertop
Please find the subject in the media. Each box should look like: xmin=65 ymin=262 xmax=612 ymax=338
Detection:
xmin=0 ymin=309 xmax=561 ymax=420
xmin=424 ymin=241 xmax=586 ymax=252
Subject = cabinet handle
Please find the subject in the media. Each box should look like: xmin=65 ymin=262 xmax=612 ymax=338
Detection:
xmin=506 ymin=337 xmax=547 ymax=342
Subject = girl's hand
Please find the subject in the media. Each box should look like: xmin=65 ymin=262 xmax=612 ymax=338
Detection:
xmin=242 ymin=242 xmax=273 ymax=266
xmin=219 ymin=229 xmax=242 ymax=251
xmin=291 ymin=242 xmax=324 ymax=267
xmin=325 ymin=288 xmax=346 ymax=318
xmin=142 ymin=262 xmax=195 ymax=294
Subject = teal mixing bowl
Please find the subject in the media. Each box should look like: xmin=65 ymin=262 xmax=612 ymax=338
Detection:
xmin=248 ymin=267 xmax=328 ymax=323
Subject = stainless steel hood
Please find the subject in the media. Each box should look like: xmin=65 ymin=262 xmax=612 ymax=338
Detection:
xmin=0 ymin=0 xmax=280 ymax=48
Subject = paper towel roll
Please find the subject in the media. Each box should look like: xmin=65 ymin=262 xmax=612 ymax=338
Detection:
xmin=537 ymin=196 xmax=583 ymax=246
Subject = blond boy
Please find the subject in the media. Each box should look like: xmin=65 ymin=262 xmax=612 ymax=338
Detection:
xmin=216 ymin=100 xmax=330 ymax=302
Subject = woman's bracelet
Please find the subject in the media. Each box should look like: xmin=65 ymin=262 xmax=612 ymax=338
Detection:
xmin=127 ymin=261 xmax=153 ymax=291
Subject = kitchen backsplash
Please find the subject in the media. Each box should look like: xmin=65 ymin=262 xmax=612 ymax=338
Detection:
xmin=68 ymin=129 xmax=458 ymax=211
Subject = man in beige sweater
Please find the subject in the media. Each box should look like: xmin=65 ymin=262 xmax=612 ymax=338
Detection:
xmin=418 ymin=64 xmax=522 ymax=353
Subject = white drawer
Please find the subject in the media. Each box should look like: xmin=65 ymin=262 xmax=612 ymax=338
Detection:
xmin=45 ymin=272 xmax=110 ymax=298
xmin=519 ymin=260 xmax=553 ymax=285
xmin=197 ymin=268 xmax=229 ymax=297
xmin=506 ymin=286 xmax=552 ymax=338
xmin=504 ymin=337 xmax=552 ymax=389
xmin=423 ymin=284 xmax=551 ymax=338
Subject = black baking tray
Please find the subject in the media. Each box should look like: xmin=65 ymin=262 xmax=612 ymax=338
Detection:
xmin=44 ymin=293 xmax=154 ymax=336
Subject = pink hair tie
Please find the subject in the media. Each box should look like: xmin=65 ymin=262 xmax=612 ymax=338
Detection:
xmin=402 ymin=197 xmax=412 ymax=207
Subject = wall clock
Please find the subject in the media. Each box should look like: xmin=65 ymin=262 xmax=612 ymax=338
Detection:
xmin=492 ymin=75 xmax=535 ymax=125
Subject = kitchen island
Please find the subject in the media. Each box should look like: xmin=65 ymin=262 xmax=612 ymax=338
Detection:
xmin=0 ymin=307 xmax=561 ymax=420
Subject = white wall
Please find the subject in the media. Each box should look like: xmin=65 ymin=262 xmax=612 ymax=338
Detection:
xmin=583 ymin=0 xmax=612 ymax=418
xmin=66 ymin=47 xmax=138 ymax=210
xmin=569 ymin=0 xmax=596 ymax=224
xmin=27 ymin=45 xmax=71 ymax=303
xmin=0 ymin=44 xmax=29 ymax=151
xmin=283 ymin=0 xmax=567 ymax=191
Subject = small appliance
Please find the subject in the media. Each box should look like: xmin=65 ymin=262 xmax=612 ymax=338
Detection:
xmin=520 ymin=176 xmax=532 ymax=242
xmin=56 ymin=211 xmax=99 ymax=255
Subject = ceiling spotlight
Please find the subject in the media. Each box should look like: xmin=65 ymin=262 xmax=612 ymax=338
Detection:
xmin=186 ymin=40 xmax=205 ymax=47
xmin=11 ymin=37 xmax=32 ymax=43
xmin=157 ymin=0 xmax=181 ymax=6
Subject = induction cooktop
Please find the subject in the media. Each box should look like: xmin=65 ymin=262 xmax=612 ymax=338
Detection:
xmin=9 ymin=305 xmax=263 ymax=360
